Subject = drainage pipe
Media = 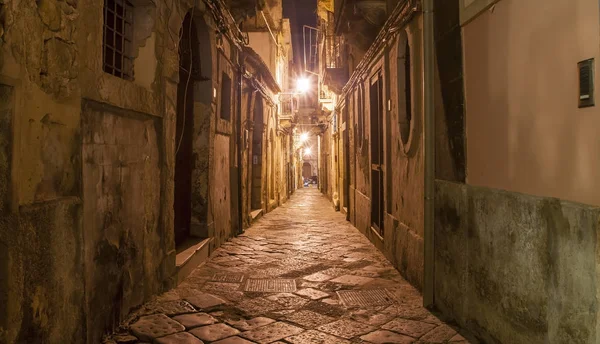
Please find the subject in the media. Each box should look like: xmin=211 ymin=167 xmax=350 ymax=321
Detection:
xmin=423 ymin=0 xmax=435 ymax=308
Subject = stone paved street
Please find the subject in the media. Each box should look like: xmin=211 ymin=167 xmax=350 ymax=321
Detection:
xmin=107 ymin=189 xmax=473 ymax=344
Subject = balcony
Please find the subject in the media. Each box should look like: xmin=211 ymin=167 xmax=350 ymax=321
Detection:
xmin=279 ymin=95 xmax=298 ymax=129
xmin=334 ymin=0 xmax=387 ymax=52
xmin=320 ymin=11 xmax=349 ymax=94
xmin=323 ymin=68 xmax=348 ymax=95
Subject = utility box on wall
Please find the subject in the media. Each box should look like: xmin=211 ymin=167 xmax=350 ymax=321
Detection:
xmin=578 ymin=58 xmax=594 ymax=108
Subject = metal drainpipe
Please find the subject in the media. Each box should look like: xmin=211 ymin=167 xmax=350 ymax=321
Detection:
xmin=237 ymin=51 xmax=244 ymax=234
xmin=423 ymin=0 xmax=435 ymax=308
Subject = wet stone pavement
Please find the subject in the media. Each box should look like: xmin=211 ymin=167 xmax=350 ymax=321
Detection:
xmin=107 ymin=189 xmax=473 ymax=344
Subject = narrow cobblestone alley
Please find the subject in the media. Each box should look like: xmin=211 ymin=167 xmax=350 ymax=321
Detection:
xmin=108 ymin=189 xmax=472 ymax=344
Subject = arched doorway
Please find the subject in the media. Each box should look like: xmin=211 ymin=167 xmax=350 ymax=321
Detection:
xmin=269 ymin=129 xmax=275 ymax=201
xmin=302 ymin=162 xmax=312 ymax=180
xmin=251 ymin=95 xmax=264 ymax=211
xmin=174 ymin=13 xmax=211 ymax=247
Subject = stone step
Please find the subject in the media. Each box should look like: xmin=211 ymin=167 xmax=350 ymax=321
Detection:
xmin=176 ymin=237 xmax=213 ymax=284
xmin=250 ymin=209 xmax=263 ymax=222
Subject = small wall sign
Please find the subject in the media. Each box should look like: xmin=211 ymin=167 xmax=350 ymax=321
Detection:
xmin=578 ymin=58 xmax=595 ymax=108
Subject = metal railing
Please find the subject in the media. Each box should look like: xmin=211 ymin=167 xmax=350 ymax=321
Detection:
xmin=323 ymin=11 xmax=343 ymax=69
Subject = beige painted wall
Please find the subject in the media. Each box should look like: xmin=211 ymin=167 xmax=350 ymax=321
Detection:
xmin=248 ymin=32 xmax=277 ymax=77
xmin=464 ymin=0 xmax=600 ymax=206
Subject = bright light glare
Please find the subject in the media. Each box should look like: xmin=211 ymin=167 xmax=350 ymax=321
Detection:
xmin=304 ymin=148 xmax=312 ymax=156
xmin=300 ymin=133 xmax=309 ymax=142
xmin=296 ymin=77 xmax=310 ymax=93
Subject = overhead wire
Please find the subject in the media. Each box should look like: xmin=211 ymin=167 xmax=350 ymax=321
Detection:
xmin=175 ymin=3 xmax=195 ymax=155
xmin=337 ymin=0 xmax=418 ymax=107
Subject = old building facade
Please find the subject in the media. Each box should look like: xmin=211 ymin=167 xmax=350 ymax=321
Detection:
xmin=317 ymin=0 xmax=600 ymax=343
xmin=0 ymin=0 xmax=295 ymax=342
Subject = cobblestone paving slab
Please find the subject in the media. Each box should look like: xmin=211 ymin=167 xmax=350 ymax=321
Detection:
xmin=110 ymin=189 xmax=474 ymax=343
xmin=129 ymin=314 xmax=185 ymax=341
xmin=331 ymin=274 xmax=375 ymax=286
xmin=337 ymin=289 xmax=396 ymax=308
xmin=285 ymin=329 xmax=351 ymax=343
xmin=236 ymin=297 xmax=280 ymax=316
xmin=188 ymin=323 xmax=240 ymax=342
xmin=154 ymin=332 xmax=204 ymax=344
xmin=417 ymin=324 xmax=458 ymax=343
xmin=303 ymin=272 xmax=334 ymax=282
xmin=360 ymin=330 xmax=414 ymax=344
xmin=382 ymin=318 xmax=438 ymax=338
xmin=317 ymin=319 xmax=376 ymax=339
xmin=265 ymin=293 xmax=309 ymax=309
xmin=144 ymin=300 xmax=197 ymax=316
xmin=283 ymin=309 xmax=335 ymax=328
xmin=211 ymin=336 xmax=255 ymax=344
xmin=350 ymin=310 xmax=395 ymax=326
xmin=171 ymin=312 xmax=217 ymax=329
xmin=294 ymin=287 xmax=329 ymax=300
xmin=319 ymin=267 xmax=353 ymax=277
xmin=240 ymin=321 xmax=304 ymax=343
xmin=226 ymin=317 xmax=276 ymax=331
xmin=185 ymin=293 xmax=227 ymax=309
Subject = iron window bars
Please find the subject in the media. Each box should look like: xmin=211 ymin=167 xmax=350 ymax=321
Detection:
xmin=103 ymin=0 xmax=134 ymax=80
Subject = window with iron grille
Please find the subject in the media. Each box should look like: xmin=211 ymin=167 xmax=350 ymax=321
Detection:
xmin=103 ymin=0 xmax=134 ymax=80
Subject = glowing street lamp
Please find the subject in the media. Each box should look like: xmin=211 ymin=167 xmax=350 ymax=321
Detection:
xmin=296 ymin=77 xmax=310 ymax=94
xmin=304 ymin=147 xmax=312 ymax=157
xmin=300 ymin=132 xmax=309 ymax=142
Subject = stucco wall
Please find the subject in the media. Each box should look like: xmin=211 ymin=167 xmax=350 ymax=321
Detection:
xmin=464 ymin=0 xmax=600 ymax=206
xmin=435 ymin=180 xmax=600 ymax=344
xmin=248 ymin=32 xmax=277 ymax=77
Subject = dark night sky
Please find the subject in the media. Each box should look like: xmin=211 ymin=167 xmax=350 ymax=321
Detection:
xmin=283 ymin=0 xmax=317 ymax=74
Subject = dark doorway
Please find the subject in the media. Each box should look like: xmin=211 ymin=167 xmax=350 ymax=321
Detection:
xmin=302 ymin=162 xmax=312 ymax=180
xmin=269 ymin=129 xmax=275 ymax=201
xmin=343 ymin=105 xmax=350 ymax=217
xmin=370 ymin=73 xmax=384 ymax=235
xmin=251 ymin=96 xmax=264 ymax=210
xmin=174 ymin=13 xmax=200 ymax=247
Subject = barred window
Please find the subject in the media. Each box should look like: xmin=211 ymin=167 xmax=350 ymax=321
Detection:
xmin=103 ymin=0 xmax=134 ymax=80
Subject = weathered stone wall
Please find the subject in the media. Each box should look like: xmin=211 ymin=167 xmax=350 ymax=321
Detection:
xmin=435 ymin=180 xmax=600 ymax=344
xmin=342 ymin=14 xmax=425 ymax=290
xmin=240 ymin=50 xmax=290 ymax=225
xmin=81 ymin=101 xmax=169 ymax=342
xmin=381 ymin=17 xmax=424 ymax=289
xmin=0 ymin=199 xmax=85 ymax=344
xmin=0 ymin=0 xmax=245 ymax=341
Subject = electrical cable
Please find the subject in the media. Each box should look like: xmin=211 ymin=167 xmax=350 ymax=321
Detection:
xmin=176 ymin=3 xmax=195 ymax=156
xmin=337 ymin=0 xmax=417 ymax=105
